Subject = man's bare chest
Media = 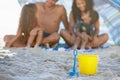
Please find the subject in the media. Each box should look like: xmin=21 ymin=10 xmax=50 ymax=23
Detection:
xmin=37 ymin=12 xmax=60 ymax=24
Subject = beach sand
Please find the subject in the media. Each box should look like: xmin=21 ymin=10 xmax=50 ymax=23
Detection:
xmin=0 ymin=37 xmax=120 ymax=80
xmin=0 ymin=0 xmax=120 ymax=79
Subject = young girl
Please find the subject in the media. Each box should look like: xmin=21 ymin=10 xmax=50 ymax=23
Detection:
xmin=4 ymin=3 xmax=43 ymax=48
xmin=72 ymin=10 xmax=99 ymax=50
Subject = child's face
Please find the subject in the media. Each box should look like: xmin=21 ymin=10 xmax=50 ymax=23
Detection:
xmin=81 ymin=11 xmax=92 ymax=24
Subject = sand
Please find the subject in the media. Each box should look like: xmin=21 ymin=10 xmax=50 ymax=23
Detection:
xmin=1 ymin=0 xmax=120 ymax=80
xmin=0 ymin=37 xmax=120 ymax=80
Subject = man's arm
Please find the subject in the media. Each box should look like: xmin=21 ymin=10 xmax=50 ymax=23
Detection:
xmin=69 ymin=12 xmax=75 ymax=34
xmin=60 ymin=6 xmax=69 ymax=30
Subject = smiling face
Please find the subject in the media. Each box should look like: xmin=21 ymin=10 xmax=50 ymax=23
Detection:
xmin=76 ymin=0 xmax=86 ymax=12
xmin=45 ymin=0 xmax=57 ymax=7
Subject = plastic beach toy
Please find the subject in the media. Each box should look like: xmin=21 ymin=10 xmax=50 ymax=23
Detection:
xmin=69 ymin=50 xmax=79 ymax=76
xmin=78 ymin=54 xmax=98 ymax=75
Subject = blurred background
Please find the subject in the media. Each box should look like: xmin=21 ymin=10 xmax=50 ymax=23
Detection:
xmin=0 ymin=0 xmax=120 ymax=45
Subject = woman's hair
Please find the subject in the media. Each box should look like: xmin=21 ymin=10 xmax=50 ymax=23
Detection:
xmin=72 ymin=0 xmax=94 ymax=21
xmin=18 ymin=3 xmax=37 ymax=43
xmin=89 ymin=10 xmax=99 ymax=24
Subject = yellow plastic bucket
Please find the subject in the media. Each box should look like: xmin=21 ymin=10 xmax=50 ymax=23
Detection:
xmin=78 ymin=54 xmax=98 ymax=75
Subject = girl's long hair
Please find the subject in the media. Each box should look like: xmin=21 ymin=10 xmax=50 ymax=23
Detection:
xmin=18 ymin=3 xmax=37 ymax=43
xmin=72 ymin=0 xmax=94 ymax=21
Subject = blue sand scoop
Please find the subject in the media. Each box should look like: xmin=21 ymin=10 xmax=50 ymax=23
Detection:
xmin=69 ymin=50 xmax=79 ymax=76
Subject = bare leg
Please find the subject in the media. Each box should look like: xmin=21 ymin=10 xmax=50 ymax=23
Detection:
xmin=89 ymin=33 xmax=109 ymax=48
xmin=80 ymin=39 xmax=88 ymax=49
xmin=72 ymin=37 xmax=81 ymax=50
xmin=60 ymin=29 xmax=75 ymax=46
xmin=45 ymin=43 xmax=50 ymax=48
xmin=98 ymin=33 xmax=109 ymax=46
xmin=27 ymin=29 xmax=38 ymax=47
xmin=4 ymin=35 xmax=15 ymax=43
xmin=34 ymin=30 xmax=43 ymax=48
xmin=80 ymin=33 xmax=90 ymax=49
xmin=42 ymin=32 xmax=60 ymax=47
xmin=4 ymin=35 xmax=26 ymax=47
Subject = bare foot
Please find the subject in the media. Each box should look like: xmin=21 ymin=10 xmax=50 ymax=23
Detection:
xmin=24 ymin=45 xmax=30 ymax=49
xmin=71 ymin=45 xmax=77 ymax=50
xmin=34 ymin=44 xmax=39 ymax=48
xmin=45 ymin=43 xmax=50 ymax=48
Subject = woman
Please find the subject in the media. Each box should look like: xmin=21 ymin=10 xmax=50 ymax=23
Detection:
xmin=4 ymin=3 xmax=43 ymax=48
xmin=60 ymin=0 xmax=108 ymax=49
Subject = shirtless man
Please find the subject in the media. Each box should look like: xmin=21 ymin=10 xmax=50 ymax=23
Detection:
xmin=35 ymin=0 xmax=69 ymax=47
xmin=4 ymin=0 xmax=68 ymax=48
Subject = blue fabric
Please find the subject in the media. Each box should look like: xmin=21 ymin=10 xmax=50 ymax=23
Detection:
xmin=98 ymin=3 xmax=120 ymax=45
xmin=43 ymin=32 xmax=50 ymax=38
xmin=39 ymin=43 xmax=111 ymax=52
xmin=39 ymin=43 xmax=69 ymax=51
xmin=111 ymin=0 xmax=120 ymax=6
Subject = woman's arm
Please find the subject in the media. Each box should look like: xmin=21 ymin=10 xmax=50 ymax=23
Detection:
xmin=92 ymin=19 xmax=100 ymax=47
xmin=6 ymin=27 xmax=22 ymax=47
xmin=94 ymin=19 xmax=100 ymax=37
